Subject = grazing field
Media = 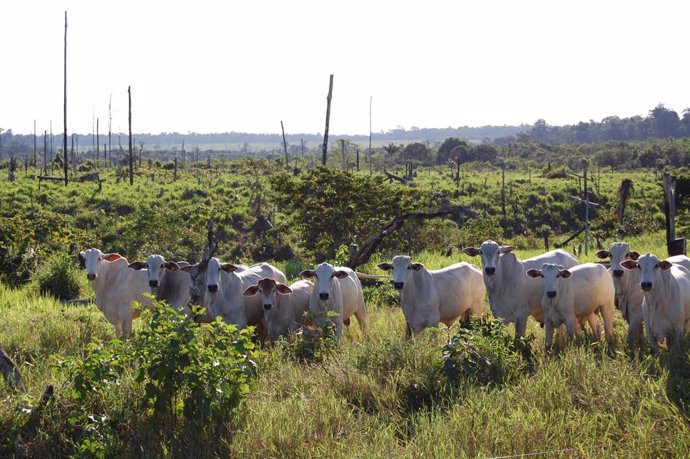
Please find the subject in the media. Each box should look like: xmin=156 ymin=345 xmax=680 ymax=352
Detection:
xmin=1 ymin=155 xmax=690 ymax=457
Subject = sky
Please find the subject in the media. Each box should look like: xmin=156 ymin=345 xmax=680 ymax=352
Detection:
xmin=1 ymin=0 xmax=689 ymax=136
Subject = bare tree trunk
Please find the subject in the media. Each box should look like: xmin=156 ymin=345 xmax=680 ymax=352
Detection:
xmin=128 ymin=86 xmax=133 ymax=185
xmin=63 ymin=11 xmax=68 ymax=185
xmin=33 ymin=119 xmax=37 ymax=168
xmin=96 ymin=117 xmax=100 ymax=168
xmin=321 ymin=74 xmax=334 ymax=166
xmin=281 ymin=120 xmax=289 ymax=171
xmin=108 ymin=93 xmax=113 ymax=167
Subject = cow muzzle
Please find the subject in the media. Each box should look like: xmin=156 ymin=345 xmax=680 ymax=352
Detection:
xmin=612 ymin=269 xmax=624 ymax=278
xmin=484 ymin=267 xmax=495 ymax=275
xmin=393 ymin=282 xmax=404 ymax=290
xmin=263 ymin=303 xmax=272 ymax=310
xmin=641 ymin=282 xmax=652 ymax=292
xmin=86 ymin=273 xmax=97 ymax=281
xmin=207 ymin=284 xmax=219 ymax=293
xmin=546 ymin=291 xmax=557 ymax=299
xmin=149 ymin=280 xmax=159 ymax=288
xmin=319 ymin=293 xmax=329 ymax=301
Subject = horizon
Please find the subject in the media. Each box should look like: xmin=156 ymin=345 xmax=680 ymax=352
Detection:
xmin=2 ymin=1 xmax=689 ymax=137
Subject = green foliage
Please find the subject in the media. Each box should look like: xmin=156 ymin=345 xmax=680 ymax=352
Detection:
xmin=51 ymin=303 xmax=258 ymax=453
xmin=32 ymin=252 xmax=81 ymax=301
xmin=270 ymin=167 xmax=423 ymax=260
xmin=441 ymin=317 xmax=533 ymax=387
xmin=275 ymin=310 xmax=338 ymax=363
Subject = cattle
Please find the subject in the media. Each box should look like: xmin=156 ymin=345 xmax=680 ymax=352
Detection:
xmin=621 ymin=253 xmax=690 ymax=353
xmin=463 ymin=240 xmax=580 ymax=337
xmin=79 ymin=248 xmax=152 ymax=338
xmin=300 ymin=263 xmax=367 ymax=340
xmin=128 ymin=255 xmax=192 ymax=316
xmin=203 ymin=258 xmax=286 ymax=329
xmin=377 ymin=256 xmax=485 ymax=336
xmin=596 ymin=243 xmax=690 ymax=346
xmin=526 ymin=263 xmax=615 ymax=349
xmin=242 ymin=278 xmax=313 ymax=341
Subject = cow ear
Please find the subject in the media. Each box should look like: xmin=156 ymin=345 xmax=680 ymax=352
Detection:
xmin=164 ymin=261 xmax=180 ymax=271
xmin=411 ymin=263 xmax=424 ymax=271
xmin=628 ymin=251 xmax=640 ymax=261
xmin=378 ymin=262 xmax=393 ymax=271
xmin=220 ymin=263 xmax=239 ymax=273
xmin=621 ymin=260 xmax=638 ymax=270
xmin=276 ymin=283 xmax=293 ymax=295
xmin=462 ymin=247 xmax=480 ymax=257
xmin=595 ymin=250 xmax=610 ymax=259
xmin=128 ymin=261 xmax=146 ymax=270
xmin=525 ymin=269 xmax=542 ymax=278
xmin=78 ymin=252 xmax=86 ymax=268
xmin=180 ymin=265 xmax=194 ymax=273
xmin=334 ymin=270 xmax=349 ymax=279
xmin=104 ymin=253 xmax=122 ymax=262
xmin=659 ymin=260 xmax=673 ymax=271
xmin=559 ymin=269 xmax=572 ymax=279
xmin=300 ymin=269 xmax=315 ymax=278
xmin=243 ymin=285 xmax=259 ymax=296
xmin=499 ymin=246 xmax=517 ymax=254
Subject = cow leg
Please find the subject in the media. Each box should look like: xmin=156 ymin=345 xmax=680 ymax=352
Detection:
xmin=544 ymin=321 xmax=555 ymax=351
xmin=122 ymin=319 xmax=133 ymax=339
xmin=334 ymin=315 xmax=344 ymax=341
xmin=627 ymin=316 xmax=643 ymax=348
xmin=514 ymin=314 xmax=528 ymax=338
xmin=405 ymin=322 xmax=412 ymax=339
xmin=355 ymin=303 xmax=367 ymax=333
xmin=586 ymin=314 xmax=601 ymax=340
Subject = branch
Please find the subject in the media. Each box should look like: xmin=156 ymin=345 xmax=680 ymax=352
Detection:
xmin=346 ymin=206 xmax=476 ymax=269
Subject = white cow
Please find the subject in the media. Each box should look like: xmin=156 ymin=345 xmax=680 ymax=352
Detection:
xmin=203 ymin=258 xmax=286 ymax=329
xmin=242 ymin=278 xmax=313 ymax=341
xmin=300 ymin=263 xmax=367 ymax=340
xmin=377 ymin=256 xmax=485 ymax=336
xmin=128 ymin=255 xmax=192 ymax=316
xmin=79 ymin=248 xmax=152 ymax=338
xmin=596 ymin=243 xmax=690 ymax=346
xmin=621 ymin=253 xmax=690 ymax=353
xmin=526 ymin=263 xmax=615 ymax=349
xmin=463 ymin=240 xmax=580 ymax=337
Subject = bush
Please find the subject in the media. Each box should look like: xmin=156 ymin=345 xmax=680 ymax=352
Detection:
xmin=33 ymin=253 xmax=81 ymax=301
xmin=441 ymin=317 xmax=533 ymax=387
xmin=51 ymin=304 xmax=258 ymax=455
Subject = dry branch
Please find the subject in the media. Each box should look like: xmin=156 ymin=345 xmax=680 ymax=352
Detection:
xmin=346 ymin=206 xmax=476 ymax=269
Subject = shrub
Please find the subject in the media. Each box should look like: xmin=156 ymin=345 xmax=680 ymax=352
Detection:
xmin=441 ymin=317 xmax=533 ymax=387
xmin=33 ymin=252 xmax=81 ymax=301
xmin=51 ymin=303 xmax=258 ymax=455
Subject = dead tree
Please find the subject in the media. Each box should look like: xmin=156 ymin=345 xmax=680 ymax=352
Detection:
xmin=321 ymin=74 xmax=334 ymax=166
xmin=281 ymin=121 xmax=289 ymax=171
xmin=617 ymin=178 xmax=633 ymax=238
xmin=346 ymin=206 xmax=476 ymax=269
xmin=128 ymin=86 xmax=134 ymax=185
xmin=63 ymin=11 xmax=68 ymax=186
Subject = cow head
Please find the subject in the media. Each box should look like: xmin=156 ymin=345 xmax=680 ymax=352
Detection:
xmin=205 ymin=257 xmax=240 ymax=294
xmin=128 ymin=254 xmax=180 ymax=290
xmin=463 ymin=239 xmax=515 ymax=276
xmin=80 ymin=248 xmax=122 ymax=281
xmin=621 ymin=253 xmax=671 ymax=292
xmin=595 ymin=242 xmax=639 ymax=278
xmin=378 ymin=255 xmax=423 ymax=290
xmin=526 ymin=263 xmax=571 ymax=299
xmin=243 ymin=277 xmax=292 ymax=311
xmin=300 ymin=262 xmax=348 ymax=302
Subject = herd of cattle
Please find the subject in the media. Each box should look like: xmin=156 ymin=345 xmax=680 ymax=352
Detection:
xmin=78 ymin=239 xmax=690 ymax=353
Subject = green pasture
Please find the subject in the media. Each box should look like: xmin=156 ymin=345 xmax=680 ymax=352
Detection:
xmin=1 ymin=155 xmax=689 ymax=457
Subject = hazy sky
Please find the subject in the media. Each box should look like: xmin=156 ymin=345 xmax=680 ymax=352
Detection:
xmin=2 ymin=1 xmax=689 ymax=136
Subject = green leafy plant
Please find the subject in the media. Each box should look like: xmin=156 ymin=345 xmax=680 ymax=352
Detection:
xmin=441 ymin=317 xmax=533 ymax=387
xmin=33 ymin=252 xmax=82 ymax=301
